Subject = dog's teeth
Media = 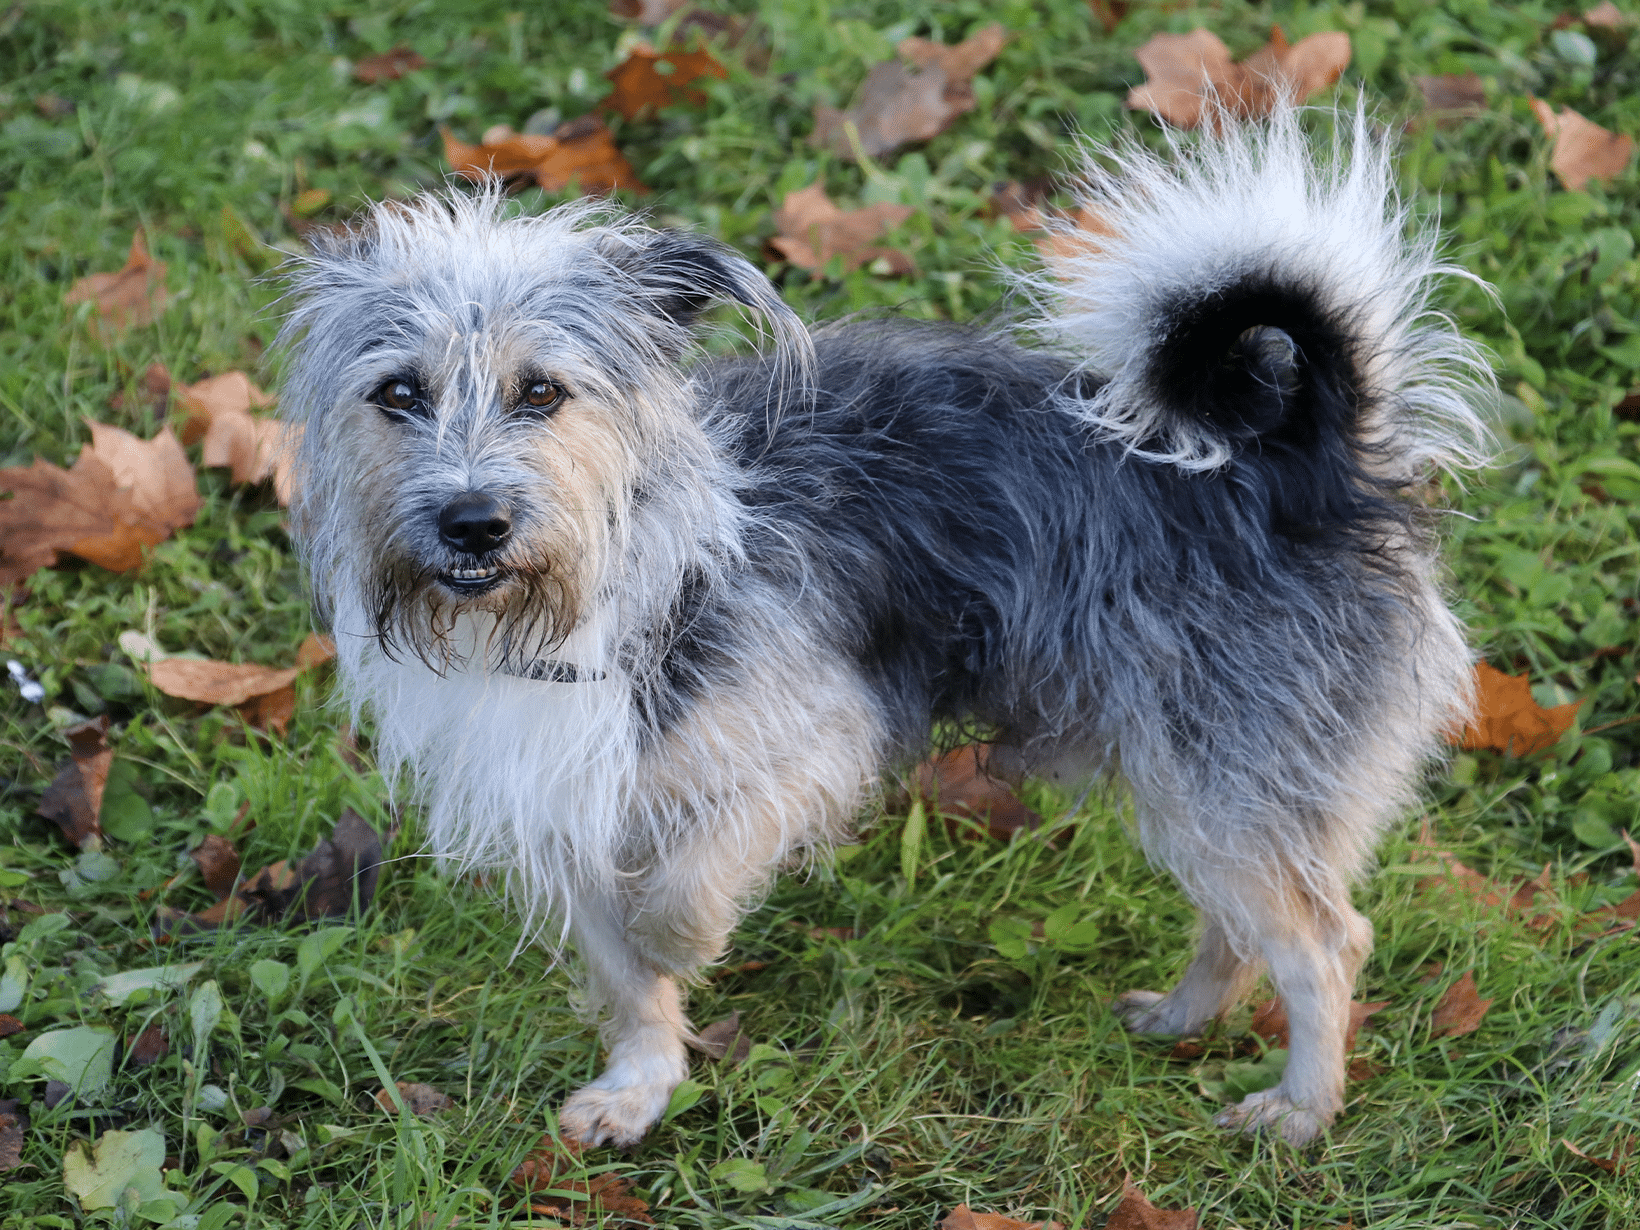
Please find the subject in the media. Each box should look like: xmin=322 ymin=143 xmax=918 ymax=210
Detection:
xmin=449 ymin=568 xmax=499 ymax=580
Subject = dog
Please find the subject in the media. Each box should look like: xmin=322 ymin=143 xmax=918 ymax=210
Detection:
xmin=276 ymin=108 xmax=1489 ymax=1148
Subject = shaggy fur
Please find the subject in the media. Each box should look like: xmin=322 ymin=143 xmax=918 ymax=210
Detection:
xmin=278 ymin=108 xmax=1488 ymax=1147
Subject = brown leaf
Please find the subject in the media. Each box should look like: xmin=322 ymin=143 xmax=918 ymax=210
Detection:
xmin=64 ymin=230 xmax=169 ymax=338
xmin=0 ymin=1107 xmax=22 ymax=1174
xmin=1104 ymin=1178 xmax=1198 ymax=1230
xmin=1126 ymin=26 xmax=1350 ymax=129
xmin=37 ymin=715 xmax=112 ymax=850
xmin=442 ymin=115 xmax=644 ymax=195
xmin=609 ymin=0 xmax=688 ymax=21
xmin=125 ymin=1024 xmax=168 ymax=1067
xmin=238 ymin=808 xmax=384 ymax=922
xmin=910 ymin=745 xmax=1044 ymax=840
xmin=1458 ymin=662 xmax=1582 ymax=755
xmin=296 ymin=633 xmax=337 ymax=671
xmin=0 ymin=1015 xmax=21 ymax=1040
xmin=1430 ymin=970 xmax=1493 ymax=1038
xmin=939 ymin=1205 xmax=1067 ymax=1230
xmin=237 ymin=683 xmax=297 ymax=735
xmin=1584 ymin=2 xmax=1627 ymax=27
xmin=1087 ymin=0 xmax=1130 ymax=36
xmin=769 ymin=182 xmax=915 ymax=275
xmin=174 ymin=371 xmax=292 ymax=497
xmin=510 ymin=1134 xmax=654 ymax=1225
xmin=1414 ymin=74 xmax=1486 ymax=121
xmin=1529 ymin=99 xmax=1635 ymax=192
xmin=690 ymin=1011 xmax=751 ymax=1063
xmin=812 ymin=24 xmax=1007 ymax=160
xmin=354 ymin=46 xmax=426 ymax=84
xmin=145 ymin=659 xmax=302 ymax=708
xmin=190 ymin=834 xmax=242 ymax=899
xmin=80 ymin=421 xmax=200 ymax=543
xmin=605 ymin=45 xmax=727 ymax=121
xmin=375 ymin=1081 xmax=454 ymax=1116
xmin=110 ymin=361 xmax=175 ymax=416
xmin=1562 ymin=1134 xmax=1632 ymax=1174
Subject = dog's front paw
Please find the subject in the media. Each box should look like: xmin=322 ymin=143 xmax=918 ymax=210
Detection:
xmin=1112 ymin=989 xmax=1203 ymax=1036
xmin=1215 ymin=1087 xmax=1335 ymax=1146
xmin=559 ymin=1079 xmax=675 ymax=1147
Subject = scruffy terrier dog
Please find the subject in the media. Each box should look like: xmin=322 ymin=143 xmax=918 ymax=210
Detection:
xmin=278 ymin=110 xmax=1488 ymax=1147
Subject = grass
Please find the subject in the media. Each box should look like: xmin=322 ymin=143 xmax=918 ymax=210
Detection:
xmin=2 ymin=0 xmax=1639 ymax=1226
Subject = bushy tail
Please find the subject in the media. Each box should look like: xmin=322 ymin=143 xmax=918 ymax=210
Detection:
xmin=1034 ymin=106 xmax=1493 ymax=480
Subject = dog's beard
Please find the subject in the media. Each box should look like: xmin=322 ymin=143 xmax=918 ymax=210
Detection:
xmin=365 ymin=552 xmax=587 ymax=672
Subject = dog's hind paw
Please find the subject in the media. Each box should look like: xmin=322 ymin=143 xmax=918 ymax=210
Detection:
xmin=1215 ymin=1088 xmax=1335 ymax=1146
xmin=558 ymin=1081 xmax=674 ymax=1147
xmin=1112 ymin=989 xmax=1204 ymax=1036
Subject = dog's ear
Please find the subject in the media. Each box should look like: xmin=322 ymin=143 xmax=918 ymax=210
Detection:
xmin=601 ymin=231 xmax=794 ymax=331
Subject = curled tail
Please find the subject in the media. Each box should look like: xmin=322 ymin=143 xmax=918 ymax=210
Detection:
xmin=1037 ymin=107 xmax=1493 ymax=481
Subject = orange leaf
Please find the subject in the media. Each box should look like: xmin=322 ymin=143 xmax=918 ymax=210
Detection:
xmin=296 ymin=632 xmax=337 ymax=671
xmin=64 ymin=230 xmax=169 ymax=339
xmin=1529 ymin=99 xmax=1635 ymax=192
xmin=354 ymin=45 xmax=425 ymax=84
xmin=1104 ymin=1178 xmax=1198 ymax=1230
xmin=939 ymin=1204 xmax=1068 ymax=1230
xmin=604 ymin=45 xmax=727 ymax=121
xmin=1250 ymin=997 xmax=1389 ymax=1051
xmin=144 ymin=658 xmax=301 ymax=708
xmin=1458 ymin=662 xmax=1582 ymax=755
xmin=909 ymin=745 xmax=1044 ymax=840
xmin=174 ymin=371 xmax=293 ymax=496
xmin=812 ymin=24 xmax=1007 ymax=160
xmin=1430 ymin=970 xmax=1493 ymax=1038
xmin=1126 ymin=26 xmax=1351 ymax=129
xmin=770 ymin=182 xmax=915 ymax=275
xmin=189 ymin=833 xmax=242 ymax=899
xmin=442 ymin=116 xmax=644 ymax=195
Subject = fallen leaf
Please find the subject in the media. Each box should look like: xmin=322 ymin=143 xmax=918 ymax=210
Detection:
xmin=1126 ymin=26 xmax=1351 ymax=129
xmin=0 ymin=1016 xmax=21 ymax=1040
xmin=690 ymin=1011 xmax=752 ymax=1063
xmin=145 ymin=659 xmax=302 ymax=708
xmin=610 ymin=0 xmax=686 ymax=20
xmin=511 ymin=1134 xmax=655 ymax=1224
xmin=1529 ymin=99 xmax=1635 ymax=192
xmin=124 ymin=1024 xmax=168 ymax=1067
xmin=442 ymin=114 xmax=643 ymax=195
xmin=64 ymin=231 xmax=168 ymax=339
xmin=1584 ymin=1 xmax=1627 ymax=27
xmin=1414 ymin=74 xmax=1486 ymax=121
xmin=939 ymin=1204 xmax=1067 ymax=1230
xmin=1562 ymin=1133 xmax=1632 ymax=1174
xmin=1458 ymin=662 xmax=1582 ymax=755
xmin=812 ymin=24 xmax=1007 ymax=159
xmin=354 ymin=45 xmax=425 ymax=84
xmin=1430 ymin=970 xmax=1493 ymax=1038
xmin=238 ymin=809 xmax=384 ymax=922
xmin=37 ymin=716 xmax=112 ymax=850
xmin=1087 ymin=0 xmax=1130 ymax=36
xmin=375 ymin=1081 xmax=454 ymax=1116
xmin=1249 ymin=997 xmax=1388 ymax=1051
xmin=909 ymin=745 xmax=1044 ymax=840
xmin=1104 ymin=1178 xmax=1198 ymax=1230
xmin=63 ymin=1127 xmax=167 ymax=1211
xmin=769 ymin=182 xmax=915 ymax=275
xmin=605 ymin=44 xmax=727 ymax=121
xmin=109 ymin=361 xmax=174 ymax=415
xmin=0 ymin=1102 xmax=22 ymax=1174
xmin=171 ymin=370 xmax=292 ymax=497
xmin=190 ymin=834 xmax=241 ymax=899
xmin=296 ymin=633 xmax=337 ymax=671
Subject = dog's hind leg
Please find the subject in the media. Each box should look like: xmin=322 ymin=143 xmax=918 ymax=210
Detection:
xmin=1112 ymin=921 xmax=1263 ymax=1036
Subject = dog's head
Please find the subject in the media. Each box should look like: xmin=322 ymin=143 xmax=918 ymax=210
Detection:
xmin=276 ymin=190 xmax=805 ymax=667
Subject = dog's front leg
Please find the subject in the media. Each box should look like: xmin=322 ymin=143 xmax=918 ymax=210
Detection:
xmin=558 ymin=892 xmax=689 ymax=1147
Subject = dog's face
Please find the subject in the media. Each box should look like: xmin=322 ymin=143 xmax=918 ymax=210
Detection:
xmin=277 ymin=194 xmax=802 ymax=666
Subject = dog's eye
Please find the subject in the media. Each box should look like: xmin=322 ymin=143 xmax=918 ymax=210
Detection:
xmin=521 ymin=379 xmax=565 ymax=413
xmin=373 ymin=378 xmax=423 ymax=417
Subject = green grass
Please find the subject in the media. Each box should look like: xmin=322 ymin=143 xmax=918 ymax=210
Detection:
xmin=2 ymin=0 xmax=1639 ymax=1226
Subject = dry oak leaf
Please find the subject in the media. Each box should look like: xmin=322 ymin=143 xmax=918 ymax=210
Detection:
xmin=770 ymin=182 xmax=915 ymax=275
xmin=375 ymin=1081 xmax=454 ymax=1116
xmin=354 ymin=45 xmax=425 ymax=84
xmin=910 ymin=744 xmax=1045 ymax=840
xmin=172 ymin=370 xmax=294 ymax=500
xmin=604 ymin=44 xmax=727 ymax=121
xmin=940 ymin=1204 xmax=1067 ymax=1230
xmin=1104 ymin=1178 xmax=1198 ymax=1230
xmin=1458 ymin=661 xmax=1582 ymax=755
xmin=1430 ymin=970 xmax=1493 ymax=1038
xmin=1127 ymin=26 xmax=1351 ymax=129
xmin=442 ymin=114 xmax=644 ymax=195
xmin=812 ymin=23 xmax=1007 ymax=160
xmin=64 ymin=231 xmax=168 ymax=339
xmin=37 ymin=715 xmax=112 ymax=851
xmin=1529 ymin=99 xmax=1634 ymax=192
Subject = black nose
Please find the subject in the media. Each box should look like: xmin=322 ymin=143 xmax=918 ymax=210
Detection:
xmin=438 ymin=491 xmax=512 ymax=554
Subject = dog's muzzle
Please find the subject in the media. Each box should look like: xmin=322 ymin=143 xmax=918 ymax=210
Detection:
xmin=437 ymin=491 xmax=511 ymax=593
